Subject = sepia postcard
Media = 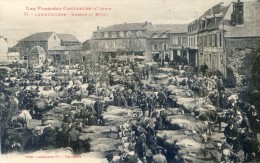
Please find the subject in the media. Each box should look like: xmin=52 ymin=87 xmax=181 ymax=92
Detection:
xmin=0 ymin=0 xmax=260 ymax=162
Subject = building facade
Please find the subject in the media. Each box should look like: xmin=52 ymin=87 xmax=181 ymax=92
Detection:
xmin=91 ymin=22 xmax=187 ymax=62
xmin=17 ymin=32 xmax=81 ymax=64
xmin=187 ymin=0 xmax=260 ymax=80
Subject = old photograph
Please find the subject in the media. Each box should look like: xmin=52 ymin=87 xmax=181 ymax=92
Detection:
xmin=0 ymin=0 xmax=260 ymax=162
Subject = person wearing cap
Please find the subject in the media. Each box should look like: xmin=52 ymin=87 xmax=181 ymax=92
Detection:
xmin=152 ymin=146 xmax=167 ymax=163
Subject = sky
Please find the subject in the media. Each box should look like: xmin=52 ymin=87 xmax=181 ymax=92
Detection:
xmin=0 ymin=0 xmax=235 ymax=47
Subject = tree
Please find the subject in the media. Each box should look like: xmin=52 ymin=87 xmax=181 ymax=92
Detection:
xmin=0 ymin=93 xmax=18 ymax=138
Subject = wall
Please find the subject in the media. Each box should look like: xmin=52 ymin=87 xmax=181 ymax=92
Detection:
xmin=225 ymin=37 xmax=260 ymax=79
xmin=147 ymin=38 xmax=170 ymax=61
xmin=0 ymin=38 xmax=8 ymax=61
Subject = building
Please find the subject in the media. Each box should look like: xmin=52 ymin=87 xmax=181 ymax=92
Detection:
xmin=91 ymin=22 xmax=187 ymax=62
xmin=146 ymin=24 xmax=187 ymax=63
xmin=18 ymin=32 xmax=61 ymax=62
xmin=17 ymin=32 xmax=81 ymax=64
xmin=224 ymin=0 xmax=260 ymax=83
xmin=0 ymin=36 xmax=8 ymax=61
xmin=7 ymin=47 xmax=20 ymax=61
xmin=91 ymin=22 xmax=150 ymax=62
xmin=187 ymin=2 xmax=228 ymax=75
xmin=57 ymin=34 xmax=81 ymax=46
xmin=187 ymin=0 xmax=260 ymax=81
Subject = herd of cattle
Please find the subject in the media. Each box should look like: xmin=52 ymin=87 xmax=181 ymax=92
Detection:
xmin=0 ymin=61 xmax=259 ymax=162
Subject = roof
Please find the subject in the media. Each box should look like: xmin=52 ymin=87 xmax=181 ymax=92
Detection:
xmin=49 ymin=45 xmax=82 ymax=51
xmin=97 ymin=22 xmax=151 ymax=32
xmin=57 ymin=34 xmax=80 ymax=43
xmin=199 ymin=3 xmax=230 ymax=32
xmin=224 ymin=0 xmax=260 ymax=38
xmin=30 ymin=46 xmax=46 ymax=54
xmin=149 ymin=24 xmax=187 ymax=33
xmin=0 ymin=36 xmax=8 ymax=42
xmin=8 ymin=47 xmax=20 ymax=52
xmin=19 ymin=32 xmax=55 ymax=42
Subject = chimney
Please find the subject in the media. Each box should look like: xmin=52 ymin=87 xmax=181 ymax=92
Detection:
xmin=97 ymin=26 xmax=100 ymax=30
xmin=231 ymin=0 xmax=244 ymax=25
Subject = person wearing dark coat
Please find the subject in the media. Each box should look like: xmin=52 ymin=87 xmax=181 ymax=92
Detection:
xmin=224 ymin=121 xmax=239 ymax=152
xmin=94 ymin=99 xmax=104 ymax=124
xmin=145 ymin=123 xmax=155 ymax=144
xmin=219 ymin=93 xmax=227 ymax=109
xmin=240 ymin=113 xmax=250 ymax=132
xmin=68 ymin=126 xmax=80 ymax=153
xmin=24 ymin=129 xmax=41 ymax=151
xmin=147 ymin=95 xmax=155 ymax=117
xmin=135 ymin=137 xmax=148 ymax=163
xmin=155 ymin=114 xmax=163 ymax=130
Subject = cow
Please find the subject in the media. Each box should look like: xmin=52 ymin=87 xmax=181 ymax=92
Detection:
xmin=16 ymin=110 xmax=32 ymax=127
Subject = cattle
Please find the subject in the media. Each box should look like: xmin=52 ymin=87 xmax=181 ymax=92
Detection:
xmin=16 ymin=110 xmax=32 ymax=127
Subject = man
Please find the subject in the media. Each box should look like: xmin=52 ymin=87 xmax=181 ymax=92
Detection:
xmin=224 ymin=121 xmax=239 ymax=152
xmin=152 ymin=146 xmax=167 ymax=163
xmin=68 ymin=125 xmax=80 ymax=153
xmin=106 ymin=153 xmax=115 ymax=163
xmin=94 ymin=99 xmax=104 ymax=124
xmin=24 ymin=127 xmax=41 ymax=151
xmin=240 ymin=112 xmax=250 ymax=132
xmin=201 ymin=63 xmax=208 ymax=77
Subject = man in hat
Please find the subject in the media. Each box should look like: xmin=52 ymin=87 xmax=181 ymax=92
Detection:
xmin=224 ymin=121 xmax=238 ymax=150
xmin=94 ymin=99 xmax=104 ymax=124
xmin=240 ymin=112 xmax=250 ymax=132
xmin=68 ymin=125 xmax=80 ymax=153
xmin=152 ymin=146 xmax=167 ymax=163
xmin=106 ymin=153 xmax=115 ymax=163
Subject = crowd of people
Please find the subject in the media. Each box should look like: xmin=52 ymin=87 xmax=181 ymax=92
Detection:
xmin=0 ymin=59 xmax=259 ymax=162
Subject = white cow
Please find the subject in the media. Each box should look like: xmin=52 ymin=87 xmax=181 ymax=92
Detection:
xmin=17 ymin=110 xmax=32 ymax=127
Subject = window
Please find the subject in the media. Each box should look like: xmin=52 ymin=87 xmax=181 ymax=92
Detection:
xmin=219 ymin=33 xmax=222 ymax=47
xmin=111 ymin=32 xmax=117 ymax=38
xmin=204 ymin=36 xmax=207 ymax=47
xmin=126 ymin=31 xmax=132 ymax=37
xmin=136 ymin=31 xmax=142 ymax=37
xmin=162 ymin=43 xmax=168 ymax=50
xmin=214 ymin=34 xmax=217 ymax=47
xmin=161 ymin=33 xmax=167 ymax=38
xmin=105 ymin=42 xmax=108 ymax=49
xmin=181 ymin=37 xmax=187 ymax=45
xmin=23 ymin=56 xmax=29 ymax=60
xmin=119 ymin=31 xmax=124 ymax=37
xmin=92 ymin=32 xmax=97 ymax=38
xmin=153 ymin=43 xmax=158 ymax=51
xmin=54 ymin=36 xmax=56 ymax=39
xmin=101 ymin=32 xmax=104 ymax=37
xmin=151 ymin=33 xmax=158 ymax=38
xmin=104 ymin=32 xmax=108 ymax=38
xmin=113 ymin=41 xmax=116 ymax=49
xmin=208 ymin=34 xmax=212 ymax=47
xmin=172 ymin=36 xmax=178 ymax=45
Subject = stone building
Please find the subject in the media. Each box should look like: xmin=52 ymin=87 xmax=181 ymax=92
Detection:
xmin=187 ymin=0 xmax=260 ymax=81
xmin=91 ymin=22 xmax=149 ymax=62
xmin=17 ymin=32 xmax=81 ymax=64
xmin=91 ymin=22 xmax=187 ymax=62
